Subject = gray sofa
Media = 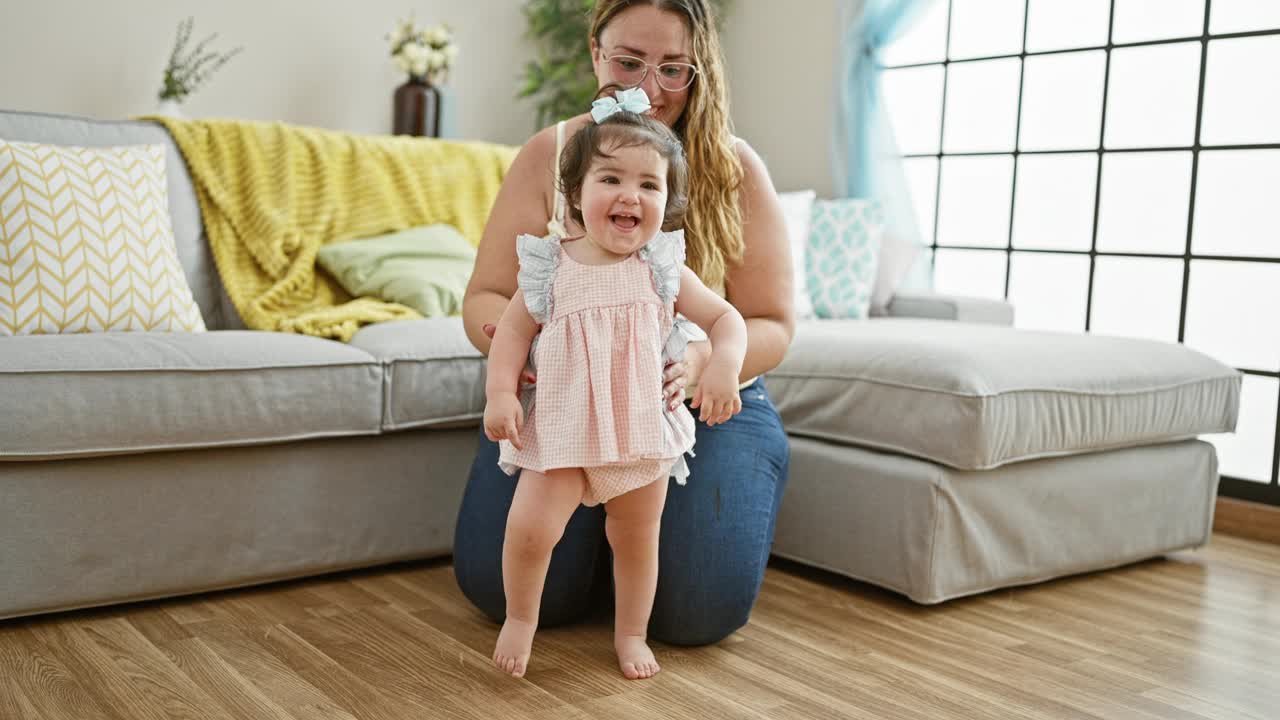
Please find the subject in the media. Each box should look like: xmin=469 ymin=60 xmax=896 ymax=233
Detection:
xmin=0 ymin=108 xmax=1241 ymax=620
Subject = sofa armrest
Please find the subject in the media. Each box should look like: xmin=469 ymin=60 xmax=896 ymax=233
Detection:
xmin=877 ymin=291 xmax=1015 ymax=326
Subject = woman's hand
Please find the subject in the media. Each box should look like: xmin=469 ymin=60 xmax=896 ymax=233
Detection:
xmin=663 ymin=340 xmax=711 ymax=411
xmin=484 ymin=323 xmax=536 ymax=387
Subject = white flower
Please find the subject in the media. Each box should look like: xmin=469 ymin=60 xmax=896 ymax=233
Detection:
xmin=387 ymin=18 xmax=455 ymax=77
xmin=388 ymin=18 xmax=414 ymax=48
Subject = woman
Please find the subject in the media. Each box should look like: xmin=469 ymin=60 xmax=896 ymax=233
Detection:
xmin=455 ymin=0 xmax=795 ymax=647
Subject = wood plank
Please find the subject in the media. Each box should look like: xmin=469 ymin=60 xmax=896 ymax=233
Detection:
xmin=2 ymin=532 xmax=1279 ymax=719
xmin=291 ymin=660 xmax=444 ymax=720
xmin=0 ymin=624 xmax=120 ymax=720
xmin=251 ymin=623 xmax=339 ymax=674
xmin=162 ymin=637 xmax=302 ymax=720
xmin=281 ymin=606 xmax=480 ymax=705
xmin=361 ymin=603 xmax=568 ymax=711
xmin=671 ymin=631 xmax=971 ymax=720
xmin=162 ymin=597 xmax=232 ymax=626
xmin=301 ymin=578 xmax=386 ymax=616
xmin=124 ymin=605 xmax=195 ymax=646
xmin=25 ymin=622 xmax=179 ymax=720
xmin=349 ymin=574 xmax=437 ymax=612
xmin=77 ymin=617 xmax=237 ymax=720
xmin=575 ymin=672 xmax=770 ymax=720
xmin=1214 ymin=496 xmax=1280 ymax=545
xmin=0 ymin=671 xmax=46 ymax=720
xmin=751 ymin=581 xmax=1233 ymax=720
xmin=188 ymin=620 xmax=346 ymax=714
xmin=284 ymin=603 xmax=563 ymax=714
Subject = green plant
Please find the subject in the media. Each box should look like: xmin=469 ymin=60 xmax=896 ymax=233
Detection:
xmin=518 ymin=0 xmax=731 ymax=128
xmin=159 ymin=17 xmax=242 ymax=103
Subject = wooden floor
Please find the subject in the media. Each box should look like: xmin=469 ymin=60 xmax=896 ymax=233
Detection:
xmin=2 ymin=534 xmax=1279 ymax=720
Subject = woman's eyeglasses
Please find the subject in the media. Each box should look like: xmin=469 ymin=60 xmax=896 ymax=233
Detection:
xmin=601 ymin=52 xmax=698 ymax=92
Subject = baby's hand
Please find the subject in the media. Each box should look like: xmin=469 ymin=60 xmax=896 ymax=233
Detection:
xmin=484 ymin=392 xmax=524 ymax=449
xmin=689 ymin=362 xmax=743 ymax=427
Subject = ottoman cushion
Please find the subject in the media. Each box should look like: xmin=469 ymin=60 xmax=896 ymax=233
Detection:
xmin=768 ymin=319 xmax=1241 ymax=470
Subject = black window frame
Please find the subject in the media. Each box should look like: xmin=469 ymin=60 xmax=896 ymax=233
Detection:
xmin=886 ymin=0 xmax=1280 ymax=505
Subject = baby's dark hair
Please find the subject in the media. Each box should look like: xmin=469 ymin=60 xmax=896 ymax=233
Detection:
xmin=559 ymin=88 xmax=689 ymax=232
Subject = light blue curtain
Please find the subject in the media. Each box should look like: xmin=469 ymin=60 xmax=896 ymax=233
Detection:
xmin=835 ymin=0 xmax=940 ymax=290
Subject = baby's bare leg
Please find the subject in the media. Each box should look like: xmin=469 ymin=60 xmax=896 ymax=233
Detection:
xmin=603 ymin=472 xmax=669 ymax=679
xmin=494 ymin=467 xmax=585 ymax=678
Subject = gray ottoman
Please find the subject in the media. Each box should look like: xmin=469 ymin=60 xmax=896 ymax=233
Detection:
xmin=767 ymin=319 xmax=1241 ymax=603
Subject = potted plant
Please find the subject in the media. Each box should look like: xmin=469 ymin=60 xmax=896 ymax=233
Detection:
xmin=157 ymin=17 xmax=242 ymax=116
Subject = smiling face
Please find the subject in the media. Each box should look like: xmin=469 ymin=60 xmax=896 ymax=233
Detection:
xmin=591 ymin=4 xmax=693 ymax=129
xmin=577 ymin=142 xmax=670 ymax=259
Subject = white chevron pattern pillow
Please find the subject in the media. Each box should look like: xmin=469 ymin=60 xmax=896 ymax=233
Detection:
xmin=0 ymin=139 xmax=205 ymax=335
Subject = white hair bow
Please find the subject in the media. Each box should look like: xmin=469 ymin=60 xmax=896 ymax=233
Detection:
xmin=590 ymin=87 xmax=652 ymax=123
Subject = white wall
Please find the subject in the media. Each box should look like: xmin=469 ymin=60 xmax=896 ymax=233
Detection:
xmin=0 ymin=0 xmax=854 ymax=186
xmin=723 ymin=0 xmax=848 ymax=198
xmin=0 ymin=0 xmax=538 ymax=145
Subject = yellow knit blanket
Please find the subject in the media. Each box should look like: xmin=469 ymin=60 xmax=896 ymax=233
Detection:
xmin=153 ymin=117 xmax=517 ymax=341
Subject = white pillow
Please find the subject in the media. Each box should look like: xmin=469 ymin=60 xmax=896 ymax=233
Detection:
xmin=871 ymin=231 xmax=921 ymax=313
xmin=0 ymin=139 xmax=206 ymax=335
xmin=777 ymin=189 xmax=817 ymax=319
xmin=806 ymin=198 xmax=884 ymax=320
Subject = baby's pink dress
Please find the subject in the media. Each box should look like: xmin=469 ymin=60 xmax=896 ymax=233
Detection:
xmin=497 ymin=230 xmax=699 ymax=506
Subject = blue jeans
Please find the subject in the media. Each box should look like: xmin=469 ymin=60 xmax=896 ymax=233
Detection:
xmin=452 ymin=378 xmax=791 ymax=646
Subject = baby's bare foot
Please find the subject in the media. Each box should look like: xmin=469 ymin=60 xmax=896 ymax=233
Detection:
xmin=615 ymin=634 xmax=660 ymax=679
xmin=493 ymin=617 xmax=537 ymax=678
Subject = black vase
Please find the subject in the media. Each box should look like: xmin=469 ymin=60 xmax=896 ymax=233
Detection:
xmin=393 ymin=76 xmax=441 ymax=138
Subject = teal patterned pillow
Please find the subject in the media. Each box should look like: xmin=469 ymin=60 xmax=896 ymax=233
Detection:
xmin=806 ymin=199 xmax=884 ymax=319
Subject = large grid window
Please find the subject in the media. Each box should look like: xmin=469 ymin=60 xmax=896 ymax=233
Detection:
xmin=883 ymin=0 xmax=1280 ymax=505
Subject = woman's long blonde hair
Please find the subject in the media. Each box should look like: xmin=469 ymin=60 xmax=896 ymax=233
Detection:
xmin=590 ymin=0 xmax=744 ymax=290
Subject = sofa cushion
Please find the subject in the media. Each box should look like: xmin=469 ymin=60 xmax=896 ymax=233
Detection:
xmin=350 ymin=318 xmax=486 ymax=431
xmin=768 ymin=319 xmax=1241 ymax=470
xmin=0 ymin=331 xmax=382 ymax=460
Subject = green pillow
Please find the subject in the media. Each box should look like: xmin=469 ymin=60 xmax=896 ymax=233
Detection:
xmin=317 ymin=224 xmax=476 ymax=317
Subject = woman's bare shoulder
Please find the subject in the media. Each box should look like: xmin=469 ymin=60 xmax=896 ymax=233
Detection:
xmin=513 ymin=114 xmax=594 ymax=177
xmin=514 ymin=124 xmax=557 ymax=174
xmin=496 ymin=125 xmax=559 ymax=223
xmin=730 ymin=136 xmax=769 ymax=181
xmin=729 ymin=137 xmax=781 ymax=215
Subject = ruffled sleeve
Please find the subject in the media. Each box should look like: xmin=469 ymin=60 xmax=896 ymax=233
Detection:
xmin=515 ymin=233 xmax=560 ymax=324
xmin=663 ymin=313 xmax=708 ymax=363
xmin=638 ymin=230 xmax=705 ymax=364
xmin=638 ymin=229 xmax=686 ymax=305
